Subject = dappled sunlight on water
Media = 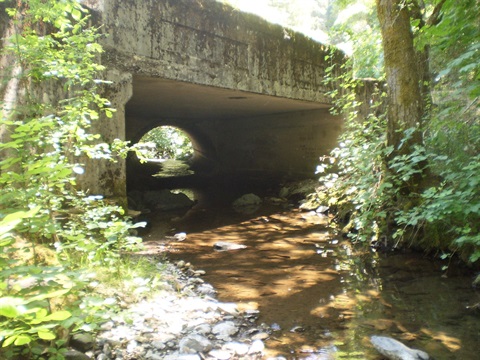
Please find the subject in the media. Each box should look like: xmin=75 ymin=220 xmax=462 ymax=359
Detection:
xmin=142 ymin=205 xmax=480 ymax=359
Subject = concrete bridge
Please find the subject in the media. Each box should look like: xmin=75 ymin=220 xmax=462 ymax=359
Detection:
xmin=81 ymin=0 xmax=347 ymax=202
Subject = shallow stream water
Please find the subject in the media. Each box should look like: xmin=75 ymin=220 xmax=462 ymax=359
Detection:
xmin=142 ymin=203 xmax=479 ymax=359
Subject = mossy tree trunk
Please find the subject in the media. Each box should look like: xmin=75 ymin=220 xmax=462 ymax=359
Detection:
xmin=376 ymin=0 xmax=425 ymax=193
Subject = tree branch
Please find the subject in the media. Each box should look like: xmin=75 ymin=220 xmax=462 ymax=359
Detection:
xmin=427 ymin=0 xmax=446 ymax=26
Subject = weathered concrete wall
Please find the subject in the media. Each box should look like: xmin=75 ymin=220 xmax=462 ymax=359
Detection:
xmin=209 ymin=110 xmax=341 ymax=177
xmin=85 ymin=0 xmax=346 ymax=102
xmin=0 ymin=3 xmax=131 ymax=202
xmin=82 ymin=70 xmax=132 ymax=202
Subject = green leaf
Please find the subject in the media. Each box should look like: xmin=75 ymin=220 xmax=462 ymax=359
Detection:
xmin=38 ymin=330 xmax=56 ymax=340
xmin=45 ymin=310 xmax=71 ymax=321
xmin=0 ymin=297 xmax=23 ymax=318
xmin=0 ymin=304 xmax=19 ymax=318
xmin=14 ymin=334 xmax=32 ymax=346
xmin=2 ymin=335 xmax=17 ymax=348
xmin=26 ymin=288 xmax=71 ymax=303
xmin=36 ymin=308 xmax=48 ymax=319
xmin=71 ymin=9 xmax=82 ymax=21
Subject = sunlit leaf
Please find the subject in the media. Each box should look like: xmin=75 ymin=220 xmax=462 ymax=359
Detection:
xmin=45 ymin=311 xmax=71 ymax=321
xmin=14 ymin=334 xmax=32 ymax=346
xmin=0 ymin=303 xmax=19 ymax=318
xmin=38 ymin=330 xmax=56 ymax=340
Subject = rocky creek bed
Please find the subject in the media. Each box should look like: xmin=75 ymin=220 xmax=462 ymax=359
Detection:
xmin=68 ymin=260 xmax=284 ymax=360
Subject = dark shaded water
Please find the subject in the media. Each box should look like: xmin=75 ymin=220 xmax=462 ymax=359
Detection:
xmin=142 ymin=203 xmax=479 ymax=359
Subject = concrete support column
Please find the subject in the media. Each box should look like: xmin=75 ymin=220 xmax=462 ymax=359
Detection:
xmin=78 ymin=70 xmax=133 ymax=205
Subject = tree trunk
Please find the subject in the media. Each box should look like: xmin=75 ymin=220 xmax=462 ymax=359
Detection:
xmin=376 ymin=0 xmax=425 ymax=191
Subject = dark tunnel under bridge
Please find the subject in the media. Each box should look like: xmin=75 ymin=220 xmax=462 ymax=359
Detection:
xmin=124 ymin=76 xmax=343 ymax=203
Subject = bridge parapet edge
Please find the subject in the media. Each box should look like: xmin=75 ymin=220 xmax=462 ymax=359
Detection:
xmin=85 ymin=0 xmax=347 ymax=104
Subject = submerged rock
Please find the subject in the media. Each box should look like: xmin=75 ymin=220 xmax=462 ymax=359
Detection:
xmin=370 ymin=335 xmax=430 ymax=360
xmin=232 ymin=193 xmax=262 ymax=214
xmin=232 ymin=193 xmax=262 ymax=207
xmin=213 ymin=241 xmax=247 ymax=251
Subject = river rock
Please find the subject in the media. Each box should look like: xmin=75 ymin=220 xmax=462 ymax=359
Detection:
xmin=196 ymin=283 xmax=216 ymax=295
xmin=213 ymin=241 xmax=247 ymax=251
xmin=316 ymin=205 xmax=329 ymax=213
xmin=212 ymin=321 xmax=239 ymax=337
xmin=232 ymin=193 xmax=262 ymax=207
xmin=70 ymin=333 xmax=94 ymax=352
xmin=64 ymin=349 xmax=91 ymax=360
xmin=143 ymin=190 xmax=193 ymax=211
xmin=208 ymin=349 xmax=233 ymax=359
xmin=93 ymin=261 xmax=266 ymax=360
xmin=145 ymin=350 xmax=163 ymax=360
xmin=252 ymin=332 xmax=270 ymax=340
xmin=248 ymin=339 xmax=265 ymax=354
xmin=165 ymin=232 xmax=187 ymax=241
xmin=163 ymin=354 xmax=201 ymax=360
xmin=179 ymin=334 xmax=213 ymax=353
xmin=232 ymin=193 xmax=262 ymax=214
xmin=217 ymin=302 xmax=239 ymax=315
xmin=223 ymin=341 xmax=250 ymax=356
xmin=370 ymin=335 xmax=430 ymax=360
xmin=192 ymin=323 xmax=212 ymax=335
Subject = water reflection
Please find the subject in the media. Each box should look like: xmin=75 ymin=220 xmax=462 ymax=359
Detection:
xmin=144 ymin=205 xmax=479 ymax=359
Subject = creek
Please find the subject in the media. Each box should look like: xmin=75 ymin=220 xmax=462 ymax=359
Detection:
xmin=137 ymin=183 xmax=479 ymax=359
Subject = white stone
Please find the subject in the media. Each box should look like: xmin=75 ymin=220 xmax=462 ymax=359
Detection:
xmin=248 ymin=339 xmax=265 ymax=354
xmin=208 ymin=349 xmax=233 ymax=360
xmin=179 ymin=334 xmax=213 ymax=354
xmin=223 ymin=341 xmax=249 ymax=356
xmin=212 ymin=321 xmax=238 ymax=337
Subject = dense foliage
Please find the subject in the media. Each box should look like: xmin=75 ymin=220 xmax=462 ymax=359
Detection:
xmin=317 ymin=0 xmax=480 ymax=264
xmin=0 ymin=1 xmax=142 ymax=358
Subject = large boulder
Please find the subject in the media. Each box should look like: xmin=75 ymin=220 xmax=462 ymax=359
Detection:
xmin=232 ymin=193 xmax=262 ymax=214
xmin=370 ymin=336 xmax=430 ymax=360
xmin=143 ymin=190 xmax=194 ymax=211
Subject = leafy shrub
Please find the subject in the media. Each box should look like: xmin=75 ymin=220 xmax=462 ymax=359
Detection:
xmin=317 ymin=55 xmax=394 ymax=243
xmin=0 ymin=1 xmax=142 ymax=358
xmin=318 ymin=48 xmax=480 ymax=264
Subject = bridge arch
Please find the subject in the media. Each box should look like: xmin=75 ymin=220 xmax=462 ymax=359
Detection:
xmin=126 ymin=114 xmax=220 ymax=193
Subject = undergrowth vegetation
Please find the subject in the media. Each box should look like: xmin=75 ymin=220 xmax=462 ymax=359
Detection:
xmin=0 ymin=1 xmax=152 ymax=358
xmin=316 ymin=0 xmax=480 ymax=265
